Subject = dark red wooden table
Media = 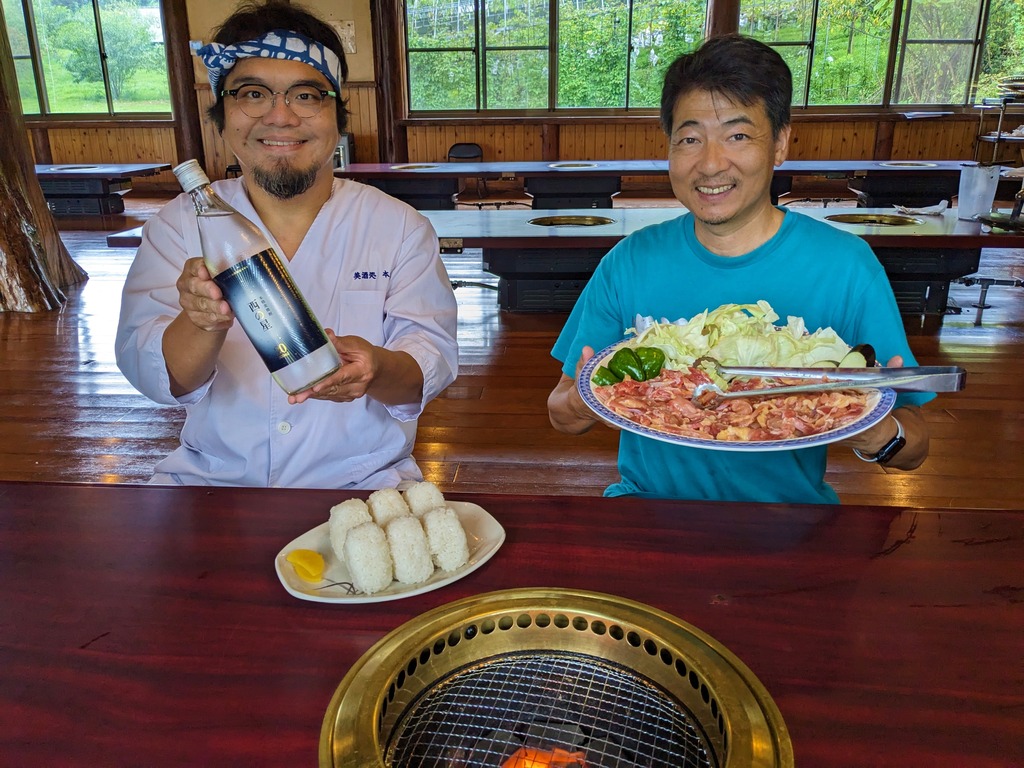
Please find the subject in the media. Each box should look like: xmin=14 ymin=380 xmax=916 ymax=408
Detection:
xmin=1 ymin=481 xmax=1021 ymax=766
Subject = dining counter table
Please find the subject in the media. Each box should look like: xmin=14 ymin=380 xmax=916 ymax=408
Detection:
xmin=1 ymin=480 xmax=1021 ymax=767
xmin=334 ymin=159 xmax=976 ymax=209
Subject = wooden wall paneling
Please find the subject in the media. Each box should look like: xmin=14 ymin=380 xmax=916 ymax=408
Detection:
xmin=342 ymin=84 xmax=379 ymax=163
xmin=850 ymin=120 xmax=875 ymax=159
xmin=576 ymin=123 xmax=591 ymax=158
xmin=482 ymin=124 xmax=498 ymax=160
xmin=890 ymin=118 xmax=976 ymax=160
xmin=584 ymin=125 xmax=599 ymax=158
xmin=429 ymin=125 xmax=444 ymax=161
xmin=405 ymin=125 xmax=424 ymax=161
xmin=648 ymin=123 xmax=665 ymax=159
xmin=541 ymin=122 xmax=558 ymax=159
xmin=623 ymin=123 xmax=637 ymax=160
xmin=557 ymin=124 xmax=577 ymax=158
xmin=586 ymin=124 xmax=599 ymax=159
xmin=838 ymin=121 xmax=856 ymax=157
xmin=822 ymin=122 xmax=839 ymax=158
xmin=195 ymin=87 xmax=231 ymax=181
xmin=46 ymin=126 xmax=178 ymax=186
xmin=789 ymin=122 xmax=823 ymax=159
xmin=432 ymin=126 xmax=446 ymax=161
xmin=396 ymin=115 xmax=996 ymax=171
xmin=787 ymin=123 xmax=806 ymax=159
xmin=615 ymin=123 xmax=627 ymax=157
xmin=512 ymin=124 xmax=524 ymax=161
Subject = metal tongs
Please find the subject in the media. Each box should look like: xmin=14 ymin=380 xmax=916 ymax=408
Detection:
xmin=691 ymin=361 xmax=966 ymax=408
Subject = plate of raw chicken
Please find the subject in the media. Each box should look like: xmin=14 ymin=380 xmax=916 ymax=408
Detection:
xmin=579 ymin=343 xmax=895 ymax=452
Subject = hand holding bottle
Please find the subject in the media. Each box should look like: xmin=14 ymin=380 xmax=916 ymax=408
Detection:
xmin=175 ymin=257 xmax=234 ymax=332
xmin=288 ymin=331 xmax=425 ymax=407
xmin=288 ymin=331 xmax=375 ymax=404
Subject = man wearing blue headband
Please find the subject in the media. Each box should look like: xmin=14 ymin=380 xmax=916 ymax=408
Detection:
xmin=115 ymin=0 xmax=459 ymax=490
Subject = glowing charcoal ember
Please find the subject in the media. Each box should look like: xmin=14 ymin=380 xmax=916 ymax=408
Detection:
xmin=501 ymin=747 xmax=588 ymax=768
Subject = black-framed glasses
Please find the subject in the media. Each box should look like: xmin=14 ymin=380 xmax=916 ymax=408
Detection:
xmin=220 ymin=84 xmax=337 ymax=119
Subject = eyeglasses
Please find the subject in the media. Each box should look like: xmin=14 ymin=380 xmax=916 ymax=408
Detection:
xmin=221 ymin=84 xmax=337 ymax=119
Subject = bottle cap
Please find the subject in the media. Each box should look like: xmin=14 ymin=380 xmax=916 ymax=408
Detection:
xmin=173 ymin=159 xmax=211 ymax=193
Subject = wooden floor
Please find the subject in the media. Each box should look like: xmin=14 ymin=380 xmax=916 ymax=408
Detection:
xmin=2 ymin=191 xmax=1022 ymax=508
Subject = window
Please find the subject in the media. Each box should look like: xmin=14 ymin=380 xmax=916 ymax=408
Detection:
xmin=403 ymin=0 xmax=1024 ymax=113
xmin=3 ymin=0 xmax=171 ymax=117
xmin=739 ymin=0 xmax=1020 ymax=107
xmin=404 ymin=0 xmax=708 ymax=112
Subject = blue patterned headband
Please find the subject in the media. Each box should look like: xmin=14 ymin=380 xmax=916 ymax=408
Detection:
xmin=197 ymin=29 xmax=344 ymax=95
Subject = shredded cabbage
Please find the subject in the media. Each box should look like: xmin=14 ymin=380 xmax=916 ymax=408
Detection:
xmin=625 ymin=300 xmax=851 ymax=369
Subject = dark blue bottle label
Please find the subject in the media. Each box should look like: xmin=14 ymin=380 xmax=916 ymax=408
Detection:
xmin=213 ymin=248 xmax=328 ymax=373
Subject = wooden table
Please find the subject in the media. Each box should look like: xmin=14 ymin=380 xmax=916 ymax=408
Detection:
xmin=34 ymin=162 xmax=171 ymax=216
xmin=422 ymin=206 xmax=1021 ymax=324
xmin=0 ymin=481 xmax=1020 ymax=767
xmin=335 ymin=159 xmax=974 ymax=210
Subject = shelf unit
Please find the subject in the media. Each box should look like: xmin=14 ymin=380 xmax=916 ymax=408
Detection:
xmin=975 ymin=96 xmax=1024 ymax=164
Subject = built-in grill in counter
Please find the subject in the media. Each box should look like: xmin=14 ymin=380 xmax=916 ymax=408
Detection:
xmin=35 ymin=163 xmax=171 ymax=216
xmin=423 ymin=207 xmax=1022 ymax=331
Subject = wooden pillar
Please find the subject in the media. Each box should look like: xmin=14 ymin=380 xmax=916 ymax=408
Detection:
xmin=706 ymin=0 xmax=741 ymax=38
xmin=163 ymin=0 xmax=204 ymax=167
xmin=370 ymin=0 xmax=407 ymax=163
xmin=0 ymin=2 xmax=85 ymax=311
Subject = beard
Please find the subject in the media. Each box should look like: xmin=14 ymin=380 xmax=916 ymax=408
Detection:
xmin=692 ymin=211 xmax=732 ymax=226
xmin=251 ymin=162 xmax=319 ymax=200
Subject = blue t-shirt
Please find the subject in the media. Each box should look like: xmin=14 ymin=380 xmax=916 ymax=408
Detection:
xmin=552 ymin=209 xmax=932 ymax=504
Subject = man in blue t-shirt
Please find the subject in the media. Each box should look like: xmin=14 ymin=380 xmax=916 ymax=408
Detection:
xmin=547 ymin=35 xmax=932 ymax=504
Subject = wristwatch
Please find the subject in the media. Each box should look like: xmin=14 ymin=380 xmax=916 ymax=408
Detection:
xmin=853 ymin=416 xmax=906 ymax=465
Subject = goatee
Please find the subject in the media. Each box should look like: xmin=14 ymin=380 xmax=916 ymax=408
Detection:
xmin=251 ymin=164 xmax=318 ymax=199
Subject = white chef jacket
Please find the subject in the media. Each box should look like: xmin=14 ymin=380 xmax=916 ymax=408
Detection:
xmin=115 ymin=178 xmax=458 ymax=489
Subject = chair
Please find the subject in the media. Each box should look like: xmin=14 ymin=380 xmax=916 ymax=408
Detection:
xmin=447 ymin=142 xmax=487 ymax=199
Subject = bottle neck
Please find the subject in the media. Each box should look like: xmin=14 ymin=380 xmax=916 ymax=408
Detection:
xmin=189 ymin=183 xmax=235 ymax=217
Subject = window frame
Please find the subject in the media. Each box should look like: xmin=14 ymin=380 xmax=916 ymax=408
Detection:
xmin=8 ymin=0 xmax=174 ymax=121
xmin=399 ymin=0 xmax=1005 ymax=118
xmin=404 ymin=0 xmax=707 ymax=115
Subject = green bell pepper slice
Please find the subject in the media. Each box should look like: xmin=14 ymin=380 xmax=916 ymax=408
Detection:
xmin=590 ymin=366 xmax=623 ymax=387
xmin=607 ymin=347 xmax=646 ymax=382
xmin=635 ymin=347 xmax=666 ymax=380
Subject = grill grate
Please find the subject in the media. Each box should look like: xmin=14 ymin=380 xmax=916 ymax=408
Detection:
xmin=386 ymin=652 xmax=714 ymax=768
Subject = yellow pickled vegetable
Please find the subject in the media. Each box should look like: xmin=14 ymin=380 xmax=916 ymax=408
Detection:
xmin=286 ymin=549 xmax=325 ymax=583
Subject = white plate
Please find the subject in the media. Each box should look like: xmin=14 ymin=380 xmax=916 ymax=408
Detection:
xmin=578 ymin=343 xmax=896 ymax=452
xmin=275 ymin=501 xmax=505 ymax=603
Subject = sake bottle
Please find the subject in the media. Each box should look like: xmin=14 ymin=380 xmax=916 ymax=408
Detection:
xmin=172 ymin=159 xmax=340 ymax=395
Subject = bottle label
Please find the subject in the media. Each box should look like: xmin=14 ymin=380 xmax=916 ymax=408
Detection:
xmin=214 ymin=248 xmax=329 ymax=373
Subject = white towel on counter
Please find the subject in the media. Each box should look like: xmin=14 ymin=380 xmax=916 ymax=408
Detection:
xmin=893 ymin=200 xmax=949 ymax=216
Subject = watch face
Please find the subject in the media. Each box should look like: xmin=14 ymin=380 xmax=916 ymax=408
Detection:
xmin=876 ymin=435 xmax=907 ymax=464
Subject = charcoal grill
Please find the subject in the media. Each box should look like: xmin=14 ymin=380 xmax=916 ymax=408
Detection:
xmin=320 ymin=588 xmax=792 ymax=768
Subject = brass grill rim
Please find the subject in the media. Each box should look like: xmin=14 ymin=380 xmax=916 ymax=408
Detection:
xmin=825 ymin=213 xmax=923 ymax=226
xmin=528 ymin=215 xmax=616 ymax=227
xmin=320 ymin=588 xmax=793 ymax=768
